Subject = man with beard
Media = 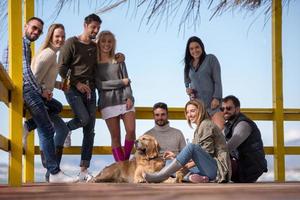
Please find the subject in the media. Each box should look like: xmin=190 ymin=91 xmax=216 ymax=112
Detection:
xmin=144 ymin=102 xmax=186 ymax=156
xmin=2 ymin=17 xmax=76 ymax=183
xmin=222 ymin=95 xmax=268 ymax=182
xmin=58 ymin=13 xmax=101 ymax=182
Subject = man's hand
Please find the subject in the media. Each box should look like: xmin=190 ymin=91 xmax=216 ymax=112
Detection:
xmin=115 ymin=53 xmax=125 ymax=63
xmin=76 ymin=82 xmax=91 ymax=95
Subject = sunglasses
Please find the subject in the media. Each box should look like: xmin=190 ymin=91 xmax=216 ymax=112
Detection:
xmin=28 ymin=24 xmax=43 ymax=34
xmin=220 ymin=106 xmax=233 ymax=112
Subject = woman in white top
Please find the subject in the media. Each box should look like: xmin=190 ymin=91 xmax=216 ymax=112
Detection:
xmin=24 ymin=23 xmax=70 ymax=181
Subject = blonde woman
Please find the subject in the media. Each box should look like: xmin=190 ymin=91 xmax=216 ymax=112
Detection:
xmin=145 ymin=99 xmax=231 ymax=183
xmin=95 ymin=31 xmax=136 ymax=162
xmin=23 ymin=23 xmax=73 ymax=182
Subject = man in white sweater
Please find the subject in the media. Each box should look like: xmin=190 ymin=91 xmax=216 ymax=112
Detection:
xmin=144 ymin=102 xmax=186 ymax=156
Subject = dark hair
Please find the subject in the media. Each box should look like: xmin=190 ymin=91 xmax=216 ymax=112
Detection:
xmin=27 ymin=17 xmax=44 ymax=25
xmin=153 ymin=102 xmax=168 ymax=113
xmin=222 ymin=95 xmax=241 ymax=108
xmin=84 ymin=13 xmax=102 ymax=24
xmin=184 ymin=36 xmax=206 ymax=85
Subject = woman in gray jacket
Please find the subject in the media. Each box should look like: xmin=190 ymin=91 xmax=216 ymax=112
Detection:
xmin=95 ymin=31 xmax=136 ymax=162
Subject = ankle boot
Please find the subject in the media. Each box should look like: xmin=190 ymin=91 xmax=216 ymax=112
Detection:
xmin=144 ymin=159 xmax=182 ymax=183
xmin=124 ymin=139 xmax=134 ymax=160
xmin=112 ymin=147 xmax=125 ymax=162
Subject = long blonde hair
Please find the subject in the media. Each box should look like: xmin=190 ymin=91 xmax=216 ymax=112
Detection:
xmin=185 ymin=99 xmax=210 ymax=129
xmin=96 ymin=30 xmax=116 ymax=61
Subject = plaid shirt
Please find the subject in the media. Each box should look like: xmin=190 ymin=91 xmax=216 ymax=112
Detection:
xmin=2 ymin=36 xmax=41 ymax=93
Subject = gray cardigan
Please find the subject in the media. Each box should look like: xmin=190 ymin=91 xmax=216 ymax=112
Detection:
xmin=185 ymin=54 xmax=222 ymax=115
xmin=95 ymin=62 xmax=134 ymax=109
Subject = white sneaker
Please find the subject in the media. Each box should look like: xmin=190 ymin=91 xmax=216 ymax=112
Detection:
xmin=64 ymin=131 xmax=72 ymax=147
xmin=76 ymin=170 xmax=93 ymax=182
xmin=22 ymin=123 xmax=30 ymax=150
xmin=49 ymin=171 xmax=77 ymax=183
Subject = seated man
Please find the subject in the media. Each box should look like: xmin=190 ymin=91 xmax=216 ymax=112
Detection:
xmin=222 ymin=95 xmax=268 ymax=183
xmin=144 ymin=102 xmax=186 ymax=156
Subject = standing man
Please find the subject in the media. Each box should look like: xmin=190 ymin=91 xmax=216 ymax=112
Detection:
xmin=222 ymin=95 xmax=268 ymax=183
xmin=3 ymin=17 xmax=75 ymax=183
xmin=144 ymin=102 xmax=186 ymax=156
xmin=58 ymin=13 xmax=101 ymax=182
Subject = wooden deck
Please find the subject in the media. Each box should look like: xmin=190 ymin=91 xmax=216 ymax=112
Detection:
xmin=1 ymin=182 xmax=300 ymax=200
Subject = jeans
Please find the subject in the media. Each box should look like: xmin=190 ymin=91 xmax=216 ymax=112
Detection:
xmin=23 ymin=86 xmax=60 ymax=175
xmin=176 ymin=143 xmax=217 ymax=180
xmin=25 ymin=98 xmax=68 ymax=149
xmin=64 ymin=86 xmax=96 ymax=168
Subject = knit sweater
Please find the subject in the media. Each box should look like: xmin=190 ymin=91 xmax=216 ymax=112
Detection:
xmin=59 ymin=36 xmax=97 ymax=89
xmin=31 ymin=46 xmax=60 ymax=91
xmin=95 ymin=61 xmax=134 ymax=109
xmin=144 ymin=123 xmax=186 ymax=155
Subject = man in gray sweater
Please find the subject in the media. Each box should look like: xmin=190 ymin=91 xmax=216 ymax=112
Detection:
xmin=144 ymin=102 xmax=186 ymax=156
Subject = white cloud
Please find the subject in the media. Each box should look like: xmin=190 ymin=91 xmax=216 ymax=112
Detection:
xmin=285 ymin=128 xmax=300 ymax=143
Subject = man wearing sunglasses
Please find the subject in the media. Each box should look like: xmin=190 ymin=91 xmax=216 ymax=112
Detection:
xmin=3 ymin=17 xmax=76 ymax=183
xmin=222 ymin=95 xmax=268 ymax=183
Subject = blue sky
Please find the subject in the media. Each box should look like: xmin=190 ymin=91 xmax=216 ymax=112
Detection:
xmin=0 ymin=1 xmax=300 ymax=181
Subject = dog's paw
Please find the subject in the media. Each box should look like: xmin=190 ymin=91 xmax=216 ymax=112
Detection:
xmin=87 ymin=177 xmax=96 ymax=183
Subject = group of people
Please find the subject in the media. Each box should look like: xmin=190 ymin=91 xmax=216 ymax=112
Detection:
xmin=143 ymin=34 xmax=268 ymax=183
xmin=2 ymin=12 xmax=268 ymax=184
xmin=3 ymin=13 xmax=135 ymax=183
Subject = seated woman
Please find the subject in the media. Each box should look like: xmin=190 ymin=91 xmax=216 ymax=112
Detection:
xmin=144 ymin=99 xmax=231 ymax=183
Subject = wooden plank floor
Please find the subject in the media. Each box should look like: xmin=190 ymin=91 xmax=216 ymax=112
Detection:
xmin=1 ymin=182 xmax=300 ymax=200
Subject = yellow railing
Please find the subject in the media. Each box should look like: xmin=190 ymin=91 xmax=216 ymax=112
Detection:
xmin=1 ymin=0 xmax=298 ymax=187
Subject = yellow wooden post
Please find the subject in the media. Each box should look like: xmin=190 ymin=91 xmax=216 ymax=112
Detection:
xmin=23 ymin=0 xmax=35 ymax=183
xmin=272 ymin=0 xmax=285 ymax=182
xmin=8 ymin=0 xmax=23 ymax=186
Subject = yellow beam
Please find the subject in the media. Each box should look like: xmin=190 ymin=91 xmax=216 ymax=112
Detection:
xmin=0 ymin=63 xmax=15 ymax=105
xmin=285 ymin=147 xmax=300 ymax=155
xmin=0 ymin=134 xmax=10 ymax=152
xmin=272 ymin=0 xmax=285 ymax=182
xmin=8 ymin=0 xmax=23 ymax=187
xmin=23 ymin=0 xmax=35 ymax=184
xmin=59 ymin=106 xmax=300 ymax=121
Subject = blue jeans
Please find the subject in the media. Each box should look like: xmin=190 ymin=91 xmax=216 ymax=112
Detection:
xmin=23 ymin=86 xmax=60 ymax=175
xmin=64 ymin=86 xmax=96 ymax=168
xmin=25 ymin=98 xmax=68 ymax=149
xmin=176 ymin=143 xmax=217 ymax=180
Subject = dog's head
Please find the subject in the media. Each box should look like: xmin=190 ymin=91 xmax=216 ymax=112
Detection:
xmin=135 ymin=135 xmax=160 ymax=160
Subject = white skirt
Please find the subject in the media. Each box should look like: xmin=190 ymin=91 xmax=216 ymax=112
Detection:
xmin=101 ymin=104 xmax=135 ymax=120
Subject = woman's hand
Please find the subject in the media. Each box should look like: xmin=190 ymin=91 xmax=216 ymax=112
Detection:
xmin=42 ymin=89 xmax=53 ymax=101
xmin=122 ymin=78 xmax=130 ymax=86
xmin=186 ymin=88 xmax=193 ymax=95
xmin=163 ymin=151 xmax=176 ymax=160
xmin=211 ymin=98 xmax=220 ymax=110
xmin=126 ymin=98 xmax=133 ymax=110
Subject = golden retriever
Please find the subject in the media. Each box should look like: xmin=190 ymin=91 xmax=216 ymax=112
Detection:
xmin=91 ymin=135 xmax=165 ymax=183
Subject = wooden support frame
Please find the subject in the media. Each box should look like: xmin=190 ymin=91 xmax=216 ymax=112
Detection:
xmin=8 ymin=0 xmax=23 ymax=187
